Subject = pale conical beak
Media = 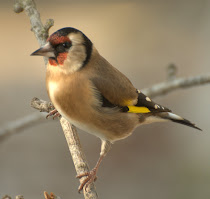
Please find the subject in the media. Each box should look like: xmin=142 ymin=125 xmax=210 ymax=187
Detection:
xmin=31 ymin=42 xmax=55 ymax=58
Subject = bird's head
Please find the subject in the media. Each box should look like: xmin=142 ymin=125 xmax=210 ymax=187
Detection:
xmin=31 ymin=27 xmax=93 ymax=71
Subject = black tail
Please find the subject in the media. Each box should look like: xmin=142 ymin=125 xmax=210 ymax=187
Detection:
xmin=158 ymin=112 xmax=202 ymax=131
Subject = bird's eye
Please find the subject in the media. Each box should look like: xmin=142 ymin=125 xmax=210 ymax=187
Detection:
xmin=55 ymin=41 xmax=72 ymax=54
xmin=62 ymin=42 xmax=71 ymax=49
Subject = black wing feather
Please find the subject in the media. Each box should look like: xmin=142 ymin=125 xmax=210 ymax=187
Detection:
xmin=135 ymin=90 xmax=171 ymax=113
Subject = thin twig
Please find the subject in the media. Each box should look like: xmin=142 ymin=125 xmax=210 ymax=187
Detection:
xmin=13 ymin=0 xmax=53 ymax=46
xmin=13 ymin=0 xmax=54 ymax=64
xmin=60 ymin=118 xmax=98 ymax=198
xmin=0 ymin=112 xmax=46 ymax=142
xmin=142 ymin=74 xmax=210 ymax=98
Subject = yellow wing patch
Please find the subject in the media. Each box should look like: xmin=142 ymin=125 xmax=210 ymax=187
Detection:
xmin=122 ymin=99 xmax=138 ymax=106
xmin=127 ymin=106 xmax=151 ymax=113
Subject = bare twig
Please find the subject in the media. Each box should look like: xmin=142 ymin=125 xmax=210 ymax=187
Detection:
xmin=31 ymin=97 xmax=54 ymax=112
xmin=0 ymin=98 xmax=53 ymax=143
xmin=13 ymin=0 xmax=54 ymax=64
xmin=13 ymin=0 xmax=53 ymax=46
xmin=0 ymin=112 xmax=46 ymax=142
xmin=142 ymin=73 xmax=210 ymax=98
xmin=60 ymin=118 xmax=98 ymax=198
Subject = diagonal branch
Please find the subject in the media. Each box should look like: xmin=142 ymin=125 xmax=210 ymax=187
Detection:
xmin=14 ymin=0 xmax=53 ymax=46
xmin=14 ymin=0 xmax=54 ymax=64
xmin=142 ymin=73 xmax=210 ymax=98
xmin=0 ymin=112 xmax=46 ymax=142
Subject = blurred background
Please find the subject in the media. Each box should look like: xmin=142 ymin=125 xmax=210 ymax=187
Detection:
xmin=0 ymin=0 xmax=210 ymax=198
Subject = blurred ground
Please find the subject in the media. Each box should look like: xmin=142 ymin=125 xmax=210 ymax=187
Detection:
xmin=0 ymin=0 xmax=210 ymax=199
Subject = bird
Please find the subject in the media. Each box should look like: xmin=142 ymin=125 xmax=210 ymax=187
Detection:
xmin=31 ymin=27 xmax=201 ymax=192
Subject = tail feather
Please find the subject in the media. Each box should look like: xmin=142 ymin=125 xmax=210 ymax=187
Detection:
xmin=158 ymin=112 xmax=202 ymax=131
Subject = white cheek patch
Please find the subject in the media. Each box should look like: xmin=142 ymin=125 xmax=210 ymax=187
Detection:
xmin=64 ymin=45 xmax=86 ymax=73
xmin=69 ymin=32 xmax=84 ymax=45
xmin=61 ymin=32 xmax=87 ymax=73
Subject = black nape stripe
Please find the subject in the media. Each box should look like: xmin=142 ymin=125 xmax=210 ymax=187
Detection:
xmin=82 ymin=33 xmax=93 ymax=67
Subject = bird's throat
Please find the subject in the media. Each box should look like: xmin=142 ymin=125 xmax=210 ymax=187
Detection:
xmin=49 ymin=52 xmax=68 ymax=66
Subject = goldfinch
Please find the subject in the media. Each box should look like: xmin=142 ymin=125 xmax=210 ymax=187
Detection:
xmin=31 ymin=27 xmax=201 ymax=192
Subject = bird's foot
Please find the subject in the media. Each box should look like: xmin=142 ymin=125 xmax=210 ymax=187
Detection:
xmin=46 ymin=109 xmax=61 ymax=119
xmin=76 ymin=168 xmax=98 ymax=193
